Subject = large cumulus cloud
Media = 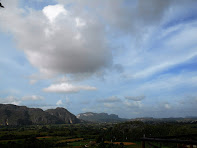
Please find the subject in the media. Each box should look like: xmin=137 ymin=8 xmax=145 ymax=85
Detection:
xmin=0 ymin=0 xmax=112 ymax=77
xmin=1 ymin=0 xmax=196 ymax=79
xmin=57 ymin=0 xmax=172 ymax=33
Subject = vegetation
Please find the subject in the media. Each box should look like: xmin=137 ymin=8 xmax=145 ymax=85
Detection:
xmin=0 ymin=121 xmax=196 ymax=147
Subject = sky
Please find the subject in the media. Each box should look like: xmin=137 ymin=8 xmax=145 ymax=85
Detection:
xmin=0 ymin=0 xmax=197 ymax=118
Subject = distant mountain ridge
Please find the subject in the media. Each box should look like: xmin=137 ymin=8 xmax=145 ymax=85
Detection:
xmin=77 ymin=112 xmax=127 ymax=123
xmin=0 ymin=104 xmax=81 ymax=126
xmin=130 ymin=117 xmax=197 ymax=123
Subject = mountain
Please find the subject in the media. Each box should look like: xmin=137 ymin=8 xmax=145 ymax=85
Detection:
xmin=0 ymin=104 xmax=80 ymax=126
xmin=28 ymin=108 xmax=62 ymax=125
xmin=0 ymin=104 xmax=31 ymax=125
xmin=46 ymin=107 xmax=81 ymax=124
xmin=77 ymin=112 xmax=127 ymax=123
xmin=130 ymin=117 xmax=197 ymax=123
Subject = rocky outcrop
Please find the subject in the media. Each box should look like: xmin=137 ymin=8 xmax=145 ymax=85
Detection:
xmin=28 ymin=108 xmax=63 ymax=125
xmin=46 ymin=107 xmax=81 ymax=124
xmin=0 ymin=104 xmax=31 ymax=126
xmin=0 ymin=104 xmax=80 ymax=125
xmin=77 ymin=112 xmax=127 ymax=123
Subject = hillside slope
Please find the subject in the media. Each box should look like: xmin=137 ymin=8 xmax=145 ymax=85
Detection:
xmin=46 ymin=107 xmax=81 ymax=124
xmin=0 ymin=104 xmax=80 ymax=125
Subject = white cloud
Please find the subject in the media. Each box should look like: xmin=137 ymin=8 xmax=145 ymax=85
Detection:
xmin=164 ymin=103 xmax=171 ymax=109
xmin=22 ymin=95 xmax=45 ymax=101
xmin=123 ymin=100 xmax=142 ymax=108
xmin=0 ymin=96 xmax=21 ymax=105
xmin=0 ymin=0 xmax=197 ymax=118
xmin=55 ymin=76 xmax=70 ymax=83
xmin=43 ymin=82 xmax=97 ymax=93
xmin=75 ymin=17 xmax=86 ymax=27
xmin=0 ymin=1 xmax=112 ymax=79
xmin=56 ymin=99 xmax=63 ymax=106
xmin=58 ymin=0 xmax=172 ymax=32
xmin=1 ymin=0 xmax=196 ymax=82
xmin=43 ymin=4 xmax=67 ymax=22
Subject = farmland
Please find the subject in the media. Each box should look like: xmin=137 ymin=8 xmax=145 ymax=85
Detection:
xmin=0 ymin=121 xmax=196 ymax=147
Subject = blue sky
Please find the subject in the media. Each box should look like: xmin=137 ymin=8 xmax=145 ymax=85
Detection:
xmin=0 ymin=0 xmax=197 ymax=118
